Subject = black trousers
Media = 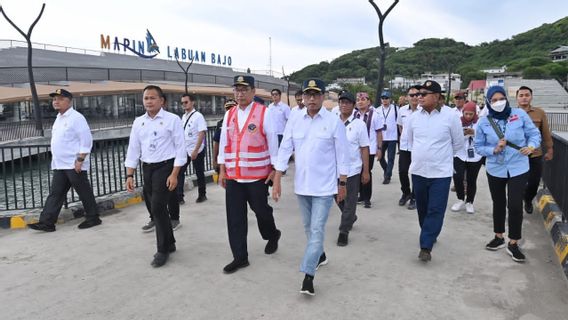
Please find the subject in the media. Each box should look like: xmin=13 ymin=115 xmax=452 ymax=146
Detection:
xmin=487 ymin=172 xmax=528 ymax=240
xmin=143 ymin=159 xmax=176 ymax=253
xmin=524 ymin=156 xmax=543 ymax=204
xmin=453 ymin=157 xmax=483 ymax=203
xmin=39 ymin=170 xmax=99 ymax=225
xmin=359 ymin=154 xmax=375 ymax=201
xmin=176 ymin=149 xmax=207 ymax=200
xmin=145 ymin=187 xmax=179 ymax=221
xmin=225 ymin=179 xmax=278 ymax=261
xmin=398 ymin=150 xmax=413 ymax=197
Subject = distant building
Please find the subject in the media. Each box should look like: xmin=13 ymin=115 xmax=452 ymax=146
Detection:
xmin=482 ymin=66 xmax=507 ymax=74
xmin=335 ymin=77 xmax=366 ymax=85
xmin=550 ymin=46 xmax=568 ymax=62
xmin=467 ymin=80 xmax=487 ymax=105
xmin=389 ymin=73 xmax=462 ymax=92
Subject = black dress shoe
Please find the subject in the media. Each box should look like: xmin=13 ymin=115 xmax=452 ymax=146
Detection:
xmin=28 ymin=222 xmax=56 ymax=232
xmin=407 ymin=199 xmax=416 ymax=210
xmin=169 ymin=243 xmax=176 ymax=253
xmin=364 ymin=200 xmax=372 ymax=209
xmin=265 ymin=229 xmax=281 ymax=254
xmin=524 ymin=201 xmax=534 ymax=214
xmin=223 ymin=259 xmax=250 ymax=274
xmin=78 ymin=217 xmax=102 ymax=229
xmin=337 ymin=233 xmax=348 ymax=246
xmin=398 ymin=194 xmax=410 ymax=206
xmin=196 ymin=195 xmax=207 ymax=203
xmin=151 ymin=252 xmax=169 ymax=268
xmin=382 ymin=178 xmax=391 ymax=184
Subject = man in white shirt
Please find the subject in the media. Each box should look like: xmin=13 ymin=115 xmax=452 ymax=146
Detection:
xmin=335 ymin=91 xmax=370 ymax=247
xmin=268 ymin=88 xmax=291 ymax=145
xmin=405 ymin=80 xmax=463 ymax=262
xmin=273 ymin=78 xmax=349 ymax=296
xmin=28 ymin=89 xmax=101 ymax=232
xmin=218 ymin=75 xmax=281 ymax=274
xmin=397 ymin=86 xmax=422 ymax=210
xmin=177 ymin=93 xmax=208 ymax=204
xmin=454 ymin=91 xmax=466 ymax=116
xmin=377 ymin=90 xmax=398 ymax=184
xmin=354 ymin=92 xmax=383 ymax=208
xmin=125 ymin=85 xmax=187 ymax=268
xmin=291 ymin=90 xmax=305 ymax=114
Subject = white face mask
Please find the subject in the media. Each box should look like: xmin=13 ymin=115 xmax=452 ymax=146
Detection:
xmin=491 ymin=100 xmax=507 ymax=112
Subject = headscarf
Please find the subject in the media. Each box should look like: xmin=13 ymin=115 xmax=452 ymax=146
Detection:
xmin=485 ymin=85 xmax=511 ymax=120
xmin=461 ymin=101 xmax=479 ymax=126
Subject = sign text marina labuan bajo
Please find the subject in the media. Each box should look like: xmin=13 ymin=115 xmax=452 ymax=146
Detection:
xmin=100 ymin=29 xmax=232 ymax=66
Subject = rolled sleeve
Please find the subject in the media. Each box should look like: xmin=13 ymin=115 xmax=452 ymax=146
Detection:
xmin=77 ymin=117 xmax=93 ymax=154
xmin=172 ymin=117 xmax=187 ymax=167
xmin=275 ymin=117 xmax=294 ymax=172
xmin=124 ymin=124 xmax=141 ymax=169
xmin=334 ymin=119 xmax=349 ymax=176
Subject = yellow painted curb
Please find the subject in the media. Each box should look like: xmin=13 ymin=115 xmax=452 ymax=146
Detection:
xmin=114 ymin=195 xmax=143 ymax=209
xmin=554 ymin=234 xmax=568 ymax=264
xmin=538 ymin=195 xmax=555 ymax=211
xmin=10 ymin=216 xmax=26 ymax=229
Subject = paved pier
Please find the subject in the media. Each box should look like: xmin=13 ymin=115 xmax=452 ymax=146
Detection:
xmin=1 ymin=164 xmax=567 ymax=320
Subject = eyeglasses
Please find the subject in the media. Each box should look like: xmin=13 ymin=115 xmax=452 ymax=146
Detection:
xmin=181 ymin=101 xmax=190 ymax=104
xmin=408 ymin=93 xmax=420 ymax=98
xmin=234 ymin=88 xmax=251 ymax=94
xmin=271 ymin=93 xmax=280 ymax=96
xmin=303 ymin=92 xmax=322 ymax=98
xmin=418 ymin=91 xmax=434 ymax=97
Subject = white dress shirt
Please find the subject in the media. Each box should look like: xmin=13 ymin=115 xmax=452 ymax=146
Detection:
xmin=125 ymin=108 xmax=187 ymax=168
xmin=455 ymin=122 xmax=483 ymax=162
xmin=405 ymin=106 xmax=463 ymax=178
xmin=268 ymin=101 xmax=290 ymax=135
xmin=397 ymin=104 xmax=422 ymax=151
xmin=218 ymin=102 xmax=278 ymax=183
xmin=181 ymin=109 xmax=207 ymax=154
xmin=50 ymin=108 xmax=93 ymax=171
xmin=341 ymin=115 xmax=370 ymax=177
xmin=276 ymin=107 xmax=349 ymax=196
xmin=378 ymin=104 xmax=399 ymax=141
xmin=290 ymin=105 xmax=306 ymax=120
xmin=354 ymin=108 xmax=383 ymax=155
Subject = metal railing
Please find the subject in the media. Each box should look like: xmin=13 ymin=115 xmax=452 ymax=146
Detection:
xmin=0 ymin=126 xmax=217 ymax=211
xmin=546 ymin=112 xmax=568 ymax=132
xmin=542 ymin=133 xmax=568 ymax=221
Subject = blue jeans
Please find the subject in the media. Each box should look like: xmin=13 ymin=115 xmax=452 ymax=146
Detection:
xmin=412 ymin=175 xmax=451 ymax=250
xmin=379 ymin=140 xmax=397 ymax=178
xmin=296 ymin=195 xmax=334 ymax=276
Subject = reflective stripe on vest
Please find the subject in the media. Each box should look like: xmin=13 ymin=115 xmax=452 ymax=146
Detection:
xmin=224 ymin=102 xmax=272 ymax=179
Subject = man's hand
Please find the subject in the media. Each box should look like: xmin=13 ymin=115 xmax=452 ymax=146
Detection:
xmin=218 ymin=169 xmax=227 ymax=189
xmin=166 ymin=174 xmax=178 ymax=191
xmin=191 ymin=150 xmax=198 ymax=160
xmin=544 ymin=149 xmax=553 ymax=161
xmin=74 ymin=160 xmax=82 ymax=173
xmin=265 ymin=170 xmax=275 ymax=185
xmin=376 ymin=150 xmax=382 ymax=161
xmin=519 ymin=146 xmax=534 ymax=156
xmin=361 ymin=171 xmax=370 ymax=184
xmin=126 ymin=177 xmax=135 ymax=192
xmin=336 ymin=185 xmax=346 ymax=203
xmin=272 ymin=172 xmax=283 ymax=202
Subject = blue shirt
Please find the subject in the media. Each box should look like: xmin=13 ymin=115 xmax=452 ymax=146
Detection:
xmin=474 ymin=108 xmax=541 ymax=178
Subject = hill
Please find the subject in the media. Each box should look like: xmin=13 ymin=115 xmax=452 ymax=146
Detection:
xmin=290 ymin=16 xmax=568 ymax=89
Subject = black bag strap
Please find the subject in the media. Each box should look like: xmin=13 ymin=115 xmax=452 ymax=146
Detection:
xmin=487 ymin=116 xmax=522 ymax=150
xmin=183 ymin=111 xmax=196 ymax=130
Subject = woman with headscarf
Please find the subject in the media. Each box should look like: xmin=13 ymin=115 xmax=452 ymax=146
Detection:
xmin=451 ymin=102 xmax=484 ymax=214
xmin=474 ymin=86 xmax=540 ymax=263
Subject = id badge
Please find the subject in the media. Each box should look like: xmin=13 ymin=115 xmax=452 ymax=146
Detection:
xmin=467 ymin=148 xmax=475 ymax=158
xmin=383 ymin=124 xmax=387 ymax=131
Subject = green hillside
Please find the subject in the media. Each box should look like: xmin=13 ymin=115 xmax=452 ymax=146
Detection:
xmin=290 ymin=16 xmax=568 ymax=89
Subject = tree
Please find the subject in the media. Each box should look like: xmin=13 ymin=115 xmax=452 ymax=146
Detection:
xmin=523 ymin=66 xmax=549 ymax=79
xmin=1 ymin=3 xmax=46 ymax=135
xmin=368 ymin=0 xmax=399 ymax=107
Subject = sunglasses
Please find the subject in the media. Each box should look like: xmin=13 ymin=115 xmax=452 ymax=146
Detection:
xmin=418 ymin=92 xmax=434 ymax=97
xmin=408 ymin=93 xmax=420 ymax=98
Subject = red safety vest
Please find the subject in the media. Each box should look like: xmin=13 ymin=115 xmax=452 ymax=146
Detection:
xmin=224 ymin=102 xmax=272 ymax=179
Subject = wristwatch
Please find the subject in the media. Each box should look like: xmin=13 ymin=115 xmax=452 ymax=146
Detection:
xmin=339 ymin=181 xmax=347 ymax=187
xmin=76 ymin=156 xmax=85 ymax=162
xmin=126 ymin=174 xmax=134 ymax=179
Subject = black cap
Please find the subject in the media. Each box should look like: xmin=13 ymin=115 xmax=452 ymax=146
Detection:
xmin=338 ymin=91 xmax=355 ymax=103
xmin=49 ymin=88 xmax=73 ymax=99
xmin=253 ymin=96 xmax=265 ymax=105
xmin=302 ymin=78 xmax=326 ymax=93
xmin=419 ymin=80 xmax=442 ymax=94
xmin=233 ymin=75 xmax=255 ymax=87
xmin=224 ymin=98 xmax=237 ymax=108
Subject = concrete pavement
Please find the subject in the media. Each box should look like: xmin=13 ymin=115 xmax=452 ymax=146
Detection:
xmin=1 ymin=163 xmax=567 ymax=320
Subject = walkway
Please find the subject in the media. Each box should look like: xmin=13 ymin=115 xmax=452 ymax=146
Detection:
xmin=1 ymin=163 xmax=567 ymax=320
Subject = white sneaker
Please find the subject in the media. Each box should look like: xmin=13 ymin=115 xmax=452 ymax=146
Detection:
xmin=465 ymin=202 xmax=475 ymax=214
xmin=451 ymin=200 xmax=465 ymax=212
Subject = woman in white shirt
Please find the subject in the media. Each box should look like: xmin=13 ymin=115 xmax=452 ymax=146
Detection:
xmin=451 ymin=102 xmax=484 ymax=214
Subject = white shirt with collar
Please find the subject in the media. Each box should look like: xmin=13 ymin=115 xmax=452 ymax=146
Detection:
xmin=50 ymin=107 xmax=93 ymax=171
xmin=378 ymin=104 xmax=398 ymax=141
xmin=354 ymin=107 xmax=383 ymax=155
xmin=268 ymin=101 xmax=291 ymax=134
xmin=341 ymin=114 xmax=370 ymax=177
xmin=405 ymin=105 xmax=463 ymax=178
xmin=125 ymin=108 xmax=187 ymax=168
xmin=276 ymin=107 xmax=349 ymax=196
xmin=397 ymin=104 xmax=422 ymax=151
xmin=181 ymin=109 xmax=207 ymax=154
xmin=217 ymin=101 xmax=278 ymax=183
xmin=455 ymin=122 xmax=483 ymax=162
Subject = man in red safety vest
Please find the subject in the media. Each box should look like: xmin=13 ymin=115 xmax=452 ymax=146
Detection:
xmin=217 ymin=75 xmax=282 ymax=274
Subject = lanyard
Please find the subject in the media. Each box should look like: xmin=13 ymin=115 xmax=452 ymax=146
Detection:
xmin=382 ymin=105 xmax=392 ymax=121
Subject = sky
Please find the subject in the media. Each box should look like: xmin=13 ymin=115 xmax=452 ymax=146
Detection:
xmin=1 ymin=0 xmax=567 ymax=76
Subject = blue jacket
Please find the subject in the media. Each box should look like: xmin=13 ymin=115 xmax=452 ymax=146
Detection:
xmin=474 ymin=108 xmax=541 ymax=178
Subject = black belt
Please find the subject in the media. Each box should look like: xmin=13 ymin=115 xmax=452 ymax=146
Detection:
xmin=142 ymin=158 xmax=174 ymax=168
